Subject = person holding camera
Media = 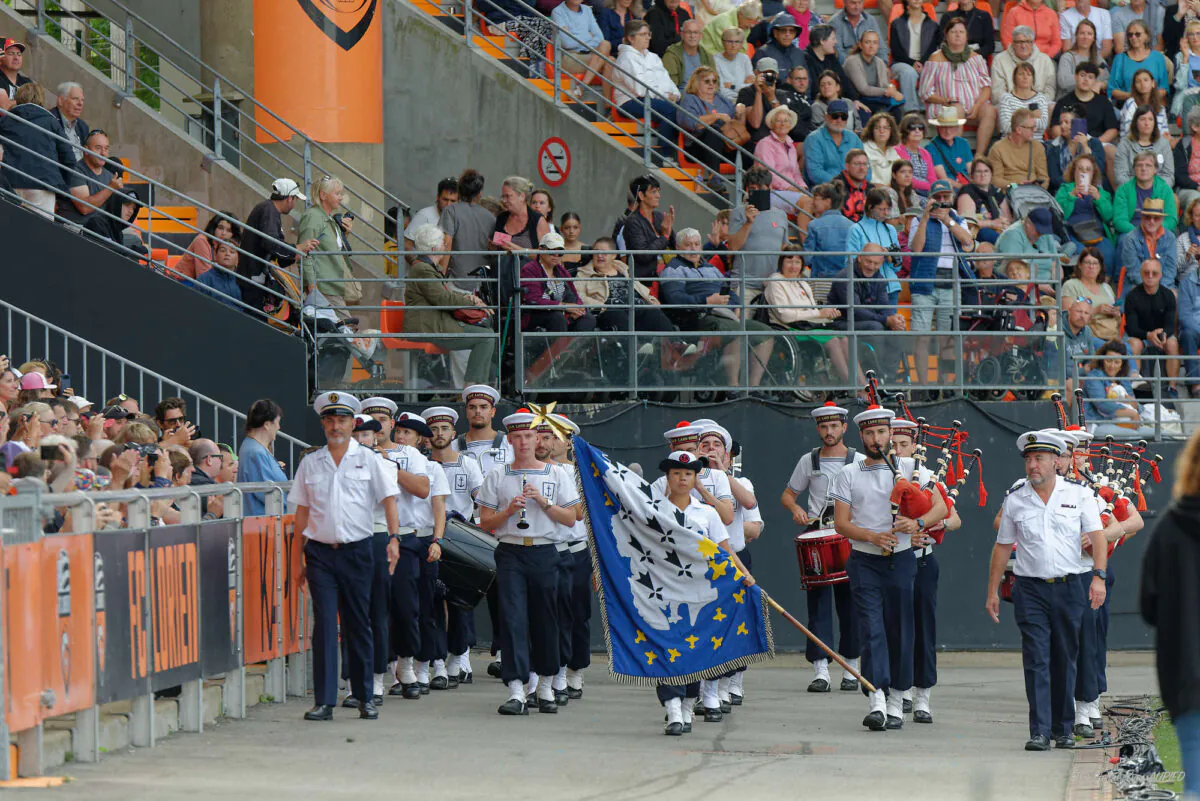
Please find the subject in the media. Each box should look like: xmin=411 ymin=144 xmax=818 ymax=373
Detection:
xmin=727 ymin=169 xmax=790 ymax=295
xmin=847 ymin=187 xmax=904 ymax=307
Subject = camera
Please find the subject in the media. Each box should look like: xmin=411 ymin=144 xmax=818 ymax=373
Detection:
xmin=39 ymin=444 xmax=62 ymax=462
xmin=930 ymin=202 xmax=951 ymax=211
xmin=763 ymin=72 xmax=777 ymax=86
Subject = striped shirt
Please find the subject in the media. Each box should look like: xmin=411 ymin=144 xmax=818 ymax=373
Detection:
xmin=918 ymin=56 xmax=992 ymax=119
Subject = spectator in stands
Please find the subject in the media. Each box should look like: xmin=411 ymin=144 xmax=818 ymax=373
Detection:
xmin=925 ymin=107 xmax=972 ymax=185
xmin=889 ymin=1 xmax=940 ymax=114
xmin=298 ymin=175 xmax=358 ymax=307
xmin=659 ymin=227 xmax=776 ymax=390
xmin=520 ymin=231 xmax=596 ymax=336
xmin=1062 ymin=246 xmax=1123 ymax=341
xmin=58 ymin=129 xmax=121 ymax=226
xmin=1118 ymin=198 xmax=1179 ymax=292
xmin=809 ymin=70 xmax=865 ymax=135
xmin=678 ymin=65 xmax=742 ymax=185
xmin=624 ymin=173 xmax=677 ymax=278
xmin=0 ymin=368 xmax=18 ymax=409
xmin=1115 ymin=105 xmax=1176 ymax=189
xmin=17 ymin=372 xmax=54 ymax=404
xmin=804 ymin=25 xmax=855 ymax=105
xmin=1062 ymin=1 xmax=1114 ymax=65
xmin=615 ymin=19 xmax=681 ymax=157
xmin=576 ymin=236 xmax=674 ymax=338
xmin=826 ymin=243 xmax=906 ymax=371
xmin=991 ymin=25 xmax=1056 ymax=99
xmin=777 ymin=65 xmax=816 ymax=141
xmin=987 ymin=108 xmax=1050 ymax=190
xmin=1115 ymin=154 xmax=1179 ymax=236
xmin=494 ymin=175 xmax=553 ymax=266
xmin=998 ymin=63 xmax=1052 ymax=137
xmin=440 ymin=169 xmax=494 ymax=290
xmin=1050 ymin=64 xmax=1119 ymax=154
xmin=1056 ymin=153 xmax=1117 ymax=267
xmin=405 ymin=223 xmax=496 ymax=387
xmin=0 ymin=82 xmax=79 ymax=219
xmin=0 ymin=38 xmax=30 ymax=112
xmin=1 ymin=401 xmax=52 ymax=463
xmin=805 ymin=99 xmax=864 ymax=185
xmin=1111 ymin=20 xmax=1171 ymax=106
xmin=645 ymin=0 xmax=692 ymax=55
xmin=238 ymin=399 xmax=288 ymax=514
xmin=848 ymin=185 xmax=904 ymax=304
xmin=168 ymin=449 xmax=194 ymax=489
xmin=1126 ymin=258 xmax=1182 ymax=393
xmin=1172 ymin=21 xmax=1200 ymax=120
xmin=1178 ymin=196 xmax=1200 ymax=275
xmin=727 ymin=168 xmax=789 ymax=294
xmin=196 ymin=240 xmax=245 ymax=310
xmin=154 ymin=397 xmax=195 ymax=448
xmin=1052 ymin=297 xmax=1105 ymax=384
xmin=754 ymin=106 xmax=812 ymax=212
xmin=996 ymin=207 xmax=1063 ymax=285
xmin=845 ymin=31 xmax=907 ymax=118
xmin=175 ymin=212 xmax=241 ymax=280
xmin=1120 ymin=70 xmax=1172 ymax=142
xmin=559 ymin=212 xmax=586 ymax=274
xmin=921 ymin=17 xmax=997 ymax=159
xmin=860 ymin=112 xmax=901 ymax=187
xmin=403 ymin=177 xmax=458 ymax=259
xmin=531 ymin=190 xmax=556 ymax=231
xmin=763 ymin=243 xmax=840 ymax=319
xmin=704 ymin=208 xmax=731 ymax=264
xmin=1178 ymin=111 xmax=1200 ymax=220
xmin=832 ymin=148 xmax=872 ymax=222
xmin=939 ymin=0 xmax=994 ymax=59
xmin=753 ymin=13 xmax=805 ymax=77
xmin=241 ymin=178 xmax=318 ymax=310
xmin=891 ymin=161 xmax=924 ymax=214
xmin=784 ymin=0 xmax=822 ymax=49
xmin=662 ymin=18 xmax=713 ymax=89
xmin=83 ymin=191 xmax=146 ymax=257
xmin=597 ymin=0 xmax=644 ymax=53
xmin=1084 ymin=340 xmax=1150 ymax=430
xmin=51 ymin=82 xmax=88 ymax=165
xmin=737 ymin=57 xmax=784 ymax=149
xmin=1045 ymin=103 xmax=1110 ymax=193
xmin=552 ymin=0 xmax=615 ymax=86
xmin=805 ymin=182 xmax=853 ymax=276
xmin=701 ymin=2 xmax=761 ymax=55
xmin=1178 ymin=252 xmax=1200 ymax=395
xmin=956 ymin=159 xmax=1010 ymax=243
xmin=1058 ymin=22 xmax=1111 ymax=102
xmin=1113 ymin=0 xmax=1164 ymax=52
xmin=1002 ymin=0 xmax=1062 ymax=57
xmin=828 ymin=0 xmax=887 ymax=63
xmin=713 ymin=26 xmax=754 ymax=102
xmin=188 ymin=438 xmax=223 ymax=515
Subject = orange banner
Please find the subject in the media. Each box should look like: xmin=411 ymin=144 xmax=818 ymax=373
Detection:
xmin=242 ymin=516 xmax=281 ymax=664
xmin=280 ymin=515 xmax=305 ymax=656
xmin=253 ymin=0 xmax=383 ymax=144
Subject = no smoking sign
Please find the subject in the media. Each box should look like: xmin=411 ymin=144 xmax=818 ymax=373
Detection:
xmin=538 ymin=137 xmax=571 ymax=187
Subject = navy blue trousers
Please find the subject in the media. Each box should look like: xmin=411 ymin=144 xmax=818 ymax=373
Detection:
xmin=495 ymin=542 xmax=560 ymax=683
xmin=390 ymin=536 xmax=440 ymax=662
xmin=656 ymin=682 xmax=700 ymax=703
xmin=847 ymin=549 xmax=916 ymax=694
xmin=1096 ymin=566 xmax=1115 ymax=694
xmin=567 ymin=547 xmax=593 ymax=671
xmin=341 ymin=531 xmax=391 ymax=681
xmin=306 ymin=538 xmax=373 ymax=708
xmin=556 ymin=548 xmax=574 ymax=669
xmin=447 ymin=605 xmax=477 ymax=655
xmin=805 ymin=581 xmax=860 ymax=663
xmin=913 ymin=552 xmax=939 ymax=689
xmin=487 ymin=583 xmax=503 ymax=657
xmin=1013 ymin=575 xmax=1085 ymax=739
xmin=1075 ymin=572 xmax=1099 ymax=703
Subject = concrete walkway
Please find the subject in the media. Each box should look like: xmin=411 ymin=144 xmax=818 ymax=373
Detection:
xmin=47 ymin=653 xmax=1156 ymax=801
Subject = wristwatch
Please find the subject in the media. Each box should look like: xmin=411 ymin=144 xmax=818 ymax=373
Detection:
xmin=388 ymin=533 xmax=401 ymax=543
xmin=916 ymin=518 xmax=926 ymax=530
xmin=1092 ymin=568 xmax=1107 ymax=580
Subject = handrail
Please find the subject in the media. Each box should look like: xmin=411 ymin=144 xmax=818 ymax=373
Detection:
xmin=18 ymin=0 xmax=408 ymax=250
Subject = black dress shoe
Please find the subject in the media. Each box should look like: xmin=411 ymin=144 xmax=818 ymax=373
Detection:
xmin=555 ymin=690 xmax=569 ymax=706
xmin=372 ymin=695 xmax=383 ymax=705
xmin=388 ymin=683 xmax=406 ymax=696
xmin=1025 ymin=735 xmax=1051 ymax=751
xmin=807 ymin=678 xmax=831 ymax=693
xmin=487 ymin=661 xmax=503 ymax=679
xmin=693 ymin=699 xmax=705 ymax=714
xmin=341 ymin=696 xmax=361 ymax=709
xmin=304 ymin=704 xmax=333 ymax=721
xmin=863 ymin=711 xmax=886 ymax=731
xmin=447 ymin=676 xmax=459 ymax=689
xmin=359 ymin=700 xmax=379 ymax=720
xmin=430 ymin=675 xmax=449 ymax=690
xmin=664 ymin=722 xmax=683 ymax=736
xmin=1074 ymin=723 xmax=1094 ymax=739
xmin=527 ymin=693 xmax=537 ymax=706
xmin=1055 ymin=735 xmax=1075 ymax=749
xmin=458 ymin=671 xmax=474 ymax=685
xmin=840 ymin=677 xmax=859 ymax=692
xmin=566 ymin=687 xmax=583 ymax=700
xmin=537 ymin=697 xmax=558 ymax=713
xmin=1090 ymin=717 xmax=1102 ymax=729
xmin=730 ymin=693 xmax=743 ymax=706
xmin=720 ymin=700 xmax=732 ymax=714
xmin=418 ymin=683 xmax=431 ymax=695
xmin=913 ymin=710 xmax=933 ymax=724
xmin=682 ymin=721 xmax=692 ymax=733
xmin=902 ymin=698 xmax=913 ymax=714
xmin=497 ymin=698 xmax=528 ymax=716
xmin=402 ymin=683 xmax=422 ymax=700
xmin=703 ymin=707 xmax=723 ymax=723
xmin=886 ymin=715 xmax=903 ymax=730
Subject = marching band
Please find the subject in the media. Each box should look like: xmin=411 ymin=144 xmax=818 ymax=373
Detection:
xmin=288 ymin=378 xmax=1161 ymax=747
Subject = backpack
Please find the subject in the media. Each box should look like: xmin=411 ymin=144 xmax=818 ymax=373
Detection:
xmin=1005 ymin=183 xmax=1069 ymax=245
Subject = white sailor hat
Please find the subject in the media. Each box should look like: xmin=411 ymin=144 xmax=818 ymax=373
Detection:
xmin=1041 ymin=427 xmax=1079 ymax=448
xmin=663 ymin=421 xmax=702 ymax=446
xmin=353 ymin=414 xmax=382 ymax=433
xmin=697 ymin=423 xmax=732 ymax=451
xmin=1018 ymin=430 xmax=1067 ymax=456
xmin=1065 ymin=425 xmax=1094 ymax=444
xmin=853 ymin=404 xmax=895 ymax=429
xmin=462 ymin=384 xmax=500 ymax=406
xmin=361 ymin=396 xmax=398 ymax=417
xmin=394 ymin=411 xmax=433 ymax=438
xmin=422 ymin=406 xmax=459 ymax=427
xmin=550 ymin=413 xmax=580 ymax=435
xmin=658 ymin=450 xmax=709 ymax=473
xmin=811 ymin=402 xmax=849 ymax=424
xmin=503 ymin=409 xmax=538 ymax=431
xmin=313 ymin=391 xmax=360 ymax=417
xmin=890 ymin=418 xmax=919 ymax=432
xmin=689 ymin=418 xmax=718 ymax=429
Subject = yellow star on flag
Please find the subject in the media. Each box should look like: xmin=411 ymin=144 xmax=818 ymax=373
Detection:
xmin=737 ymin=622 xmax=749 ymax=636
xmin=713 ymin=607 xmax=726 ymax=622
xmin=733 ymin=589 xmax=746 ymax=604
xmin=645 ymin=651 xmax=658 ymax=665
xmin=685 ymin=634 xmax=700 ymax=650
xmin=696 ymin=538 xmax=721 ymax=560
xmin=712 ymin=636 xmax=723 ymax=650
xmin=709 ymin=559 xmax=729 ymax=579
xmin=603 ymin=492 xmax=614 ymax=507
xmin=732 ymin=565 xmax=744 ymax=581
xmin=667 ymin=648 xmax=681 ymax=663
xmin=634 ymin=630 xmax=646 ymax=643
xmin=592 ymin=463 xmax=601 ymax=478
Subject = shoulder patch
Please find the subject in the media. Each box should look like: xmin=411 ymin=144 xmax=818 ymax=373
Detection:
xmin=1004 ymin=479 xmax=1027 ymax=497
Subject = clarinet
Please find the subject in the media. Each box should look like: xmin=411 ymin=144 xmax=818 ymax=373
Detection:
xmin=516 ymin=475 xmax=531 ymax=530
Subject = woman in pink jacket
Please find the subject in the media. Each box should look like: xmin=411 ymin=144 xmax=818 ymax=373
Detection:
xmin=753 ymin=105 xmax=813 ymax=217
xmin=894 ymin=113 xmax=947 ymax=196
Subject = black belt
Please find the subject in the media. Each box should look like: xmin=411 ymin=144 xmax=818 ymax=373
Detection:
xmin=1017 ymin=574 xmax=1072 ymax=584
xmin=306 ymin=537 xmax=370 ymax=550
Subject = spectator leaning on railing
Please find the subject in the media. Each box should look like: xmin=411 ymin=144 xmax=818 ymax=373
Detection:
xmin=238 ymin=399 xmax=289 ymax=516
xmin=804 ymin=182 xmax=853 ymax=278
xmin=176 ymin=211 xmax=241 ymax=280
xmin=0 ymin=37 xmax=31 ymax=112
xmin=57 ymin=129 xmax=121 ymax=227
xmin=299 ymin=175 xmax=360 ymax=307
xmin=241 ymin=178 xmax=318 ymax=306
xmin=51 ymin=81 xmax=88 ymax=165
xmin=0 ymin=82 xmax=80 ymax=219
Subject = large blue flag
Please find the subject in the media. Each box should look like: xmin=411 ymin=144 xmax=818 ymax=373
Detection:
xmin=572 ymin=436 xmax=774 ymax=685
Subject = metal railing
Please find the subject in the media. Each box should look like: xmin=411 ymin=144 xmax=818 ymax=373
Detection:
xmin=1072 ymin=352 xmax=1199 ymax=440
xmin=0 ymin=298 xmax=312 ymax=465
xmin=12 ymin=0 xmax=408 ymax=248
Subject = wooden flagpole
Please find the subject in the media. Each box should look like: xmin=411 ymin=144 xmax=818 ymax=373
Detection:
xmin=763 ymin=594 xmax=876 ymax=693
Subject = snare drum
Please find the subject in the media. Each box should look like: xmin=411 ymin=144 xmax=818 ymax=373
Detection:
xmin=794 ymin=528 xmax=852 ymax=590
xmin=440 ymin=518 xmax=499 ymax=611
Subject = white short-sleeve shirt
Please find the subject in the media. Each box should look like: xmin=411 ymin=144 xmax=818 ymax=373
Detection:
xmin=996 ymin=476 xmax=1104 ymax=578
xmin=726 ymin=475 xmax=761 ymax=553
xmin=1060 ymin=6 xmax=1112 ymax=42
xmin=477 ymin=463 xmax=581 ymax=542
xmin=381 ymin=444 xmax=434 ymax=528
xmin=829 ymin=456 xmax=920 ymax=554
xmin=651 ymin=466 xmax=733 ymax=505
xmin=287 ymin=440 xmax=401 ymax=545
xmin=787 ymin=448 xmax=867 ymax=518
xmin=453 ymin=434 xmax=514 ymax=477
xmin=680 ymin=496 xmax=730 ymax=547
xmin=435 ymin=452 xmax=485 ymax=521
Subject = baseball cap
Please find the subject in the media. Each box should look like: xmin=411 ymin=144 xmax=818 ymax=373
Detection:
xmin=756 ymin=57 xmax=779 ymax=74
xmin=539 ymin=231 xmax=566 ymax=250
xmin=67 ymin=396 xmax=93 ymax=411
xmin=18 ymin=372 xmax=55 ymax=391
xmin=1028 ymin=207 xmax=1055 ymax=236
xmin=102 ymin=405 xmax=136 ymax=421
xmin=768 ymin=12 xmax=799 ymax=31
xmin=2 ymin=38 xmax=26 ymax=53
xmin=828 ymin=99 xmax=851 ymax=116
xmin=929 ymin=179 xmax=954 ymax=198
xmin=270 ymin=178 xmax=307 ymax=202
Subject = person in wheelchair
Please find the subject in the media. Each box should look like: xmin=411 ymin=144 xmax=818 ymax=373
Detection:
xmin=659 ymin=228 xmax=777 ymax=390
xmin=575 ymin=236 xmax=677 ymax=354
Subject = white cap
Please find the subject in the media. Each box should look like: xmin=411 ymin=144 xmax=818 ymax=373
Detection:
xmin=853 ymin=405 xmax=895 ymax=429
xmin=67 ymin=396 xmax=93 ymax=411
xmin=313 ymin=391 xmax=360 ymax=416
xmin=422 ymin=406 xmax=459 ymax=426
xmin=663 ymin=422 xmax=702 ymax=446
xmin=549 ymin=413 xmax=580 ymax=435
xmin=462 ymin=384 xmax=500 ymax=406
xmin=697 ymin=423 xmax=732 ymax=451
xmin=1018 ymin=430 xmax=1067 ymax=456
xmin=539 ymin=231 xmax=566 ymax=250
xmin=503 ymin=411 xmax=537 ymax=431
xmin=270 ymin=178 xmax=307 ymax=201
xmin=890 ymin=418 xmax=919 ymax=432
xmin=811 ymin=402 xmax=848 ymax=423
xmin=360 ymin=396 xmax=397 ymax=417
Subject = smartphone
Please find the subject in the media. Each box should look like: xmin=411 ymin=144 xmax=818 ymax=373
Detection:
xmin=1027 ymin=102 xmax=1039 ymax=111
xmin=748 ymin=189 xmax=771 ymax=212
xmin=343 ymin=211 xmax=356 ymax=222
xmin=1078 ymin=171 xmax=1091 ymax=193
xmin=492 ymin=231 xmax=512 ymax=247
xmin=1070 ymin=118 xmax=1088 ymax=139
xmin=59 ymin=373 xmax=70 ymax=392
xmin=39 ymin=444 xmax=60 ymax=461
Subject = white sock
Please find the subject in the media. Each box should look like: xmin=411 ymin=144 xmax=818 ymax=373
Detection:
xmin=373 ymin=673 xmax=386 ymax=697
xmin=681 ymin=702 xmax=694 ymax=725
xmin=552 ymin=666 xmax=567 ymax=691
xmin=566 ymin=668 xmax=583 ymax=690
xmin=885 ymin=692 xmax=903 ymax=719
xmin=717 ymin=676 xmax=731 ymax=703
xmin=869 ymin=688 xmax=886 ymax=714
xmin=914 ymin=687 xmax=931 ymax=714
xmin=458 ymin=649 xmax=472 ymax=674
xmin=1091 ymin=700 xmax=1102 ymax=720
xmin=537 ymin=675 xmax=556 ymax=701
xmin=1076 ymin=700 xmax=1093 ymax=726
xmin=700 ymin=679 xmax=720 ymax=710
xmin=398 ymin=657 xmax=416 ymax=685
xmin=526 ymin=673 xmax=539 ymax=697
xmin=729 ymin=671 xmax=744 ymax=696
xmin=415 ymin=660 xmax=430 ymax=683
xmin=665 ymin=697 xmax=683 ymax=725
xmin=507 ymin=679 xmax=525 ymax=702
xmin=842 ymin=657 xmax=860 ymax=681
xmin=813 ymin=658 xmax=830 ymax=682
xmin=433 ymin=659 xmax=448 ymax=680
xmin=903 ymin=688 xmax=913 ymax=703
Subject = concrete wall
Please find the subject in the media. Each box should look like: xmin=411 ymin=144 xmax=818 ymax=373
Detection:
xmin=383 ymin=1 xmax=718 ymax=242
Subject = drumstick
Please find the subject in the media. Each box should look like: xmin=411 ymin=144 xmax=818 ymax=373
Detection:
xmin=763 ymin=593 xmax=876 ymax=694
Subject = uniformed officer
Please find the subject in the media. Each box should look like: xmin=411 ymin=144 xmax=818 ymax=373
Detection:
xmin=477 ymin=410 xmax=581 ymax=716
xmin=424 ymin=405 xmax=485 ymax=685
xmin=289 ymin=392 xmax=401 ymax=721
xmin=832 ymin=405 xmax=947 ymax=731
xmin=890 ymin=419 xmax=961 ymax=725
xmin=780 ymin=402 xmax=864 ymax=693
xmin=987 ymin=431 xmax=1108 ymax=752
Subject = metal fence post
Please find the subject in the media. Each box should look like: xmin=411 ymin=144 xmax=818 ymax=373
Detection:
xmin=463 ymin=0 xmax=474 ymax=40
xmin=643 ymin=100 xmax=652 ymax=168
xmin=213 ymin=79 xmax=224 ymax=161
xmin=954 ymin=259 xmax=963 ymax=398
xmin=302 ymin=141 xmax=313 ymax=206
xmin=847 ymin=267 xmax=857 ymax=393
xmin=36 ymin=0 xmax=47 ymax=34
xmin=733 ymin=159 xmax=743 ymax=207
xmin=123 ymin=16 xmax=135 ymax=95
xmin=267 ymin=495 xmax=286 ymax=703
xmin=553 ymin=43 xmax=562 ymax=108
xmin=225 ymin=511 xmax=247 ymax=719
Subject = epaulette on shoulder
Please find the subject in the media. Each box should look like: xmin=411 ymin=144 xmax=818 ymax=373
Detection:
xmin=1004 ymin=479 xmax=1027 ymax=497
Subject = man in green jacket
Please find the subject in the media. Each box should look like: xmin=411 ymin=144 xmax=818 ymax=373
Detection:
xmin=1113 ymin=153 xmax=1179 ymax=235
xmin=663 ymin=19 xmax=714 ymax=89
